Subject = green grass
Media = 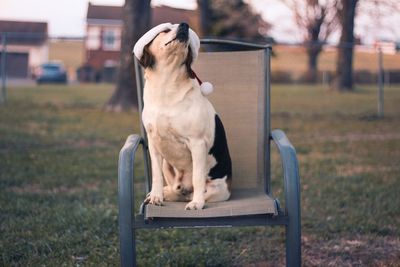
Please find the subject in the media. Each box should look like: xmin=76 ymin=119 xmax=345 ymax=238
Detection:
xmin=1 ymin=84 xmax=400 ymax=266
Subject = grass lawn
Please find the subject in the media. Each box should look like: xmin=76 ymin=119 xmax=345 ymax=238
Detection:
xmin=1 ymin=84 xmax=400 ymax=266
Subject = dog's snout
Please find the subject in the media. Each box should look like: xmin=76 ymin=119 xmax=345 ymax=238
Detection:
xmin=176 ymin=22 xmax=189 ymax=43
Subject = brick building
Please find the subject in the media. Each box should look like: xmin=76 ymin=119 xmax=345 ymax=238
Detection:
xmin=82 ymin=3 xmax=200 ymax=82
xmin=0 ymin=20 xmax=48 ymax=79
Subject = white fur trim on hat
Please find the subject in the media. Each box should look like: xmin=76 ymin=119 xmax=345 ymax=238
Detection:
xmin=133 ymin=23 xmax=200 ymax=62
xmin=133 ymin=23 xmax=172 ymax=60
xmin=187 ymin=27 xmax=200 ymax=61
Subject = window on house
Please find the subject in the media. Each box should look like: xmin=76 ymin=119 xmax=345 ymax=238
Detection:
xmin=103 ymin=28 xmax=120 ymax=51
xmin=86 ymin=26 xmax=100 ymax=50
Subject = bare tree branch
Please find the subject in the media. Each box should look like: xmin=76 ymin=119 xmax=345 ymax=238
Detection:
xmin=281 ymin=0 xmax=340 ymax=82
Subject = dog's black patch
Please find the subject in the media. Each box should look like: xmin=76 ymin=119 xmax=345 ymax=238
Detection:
xmin=139 ymin=43 xmax=155 ymax=69
xmin=208 ymin=115 xmax=232 ymax=180
xmin=185 ymin=49 xmax=195 ymax=79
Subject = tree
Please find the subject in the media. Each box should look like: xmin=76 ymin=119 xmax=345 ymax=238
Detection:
xmin=198 ymin=0 xmax=272 ymax=42
xmin=333 ymin=0 xmax=358 ymax=91
xmin=333 ymin=0 xmax=399 ymax=91
xmin=357 ymin=0 xmax=400 ymax=39
xmin=106 ymin=0 xmax=151 ymax=111
xmin=283 ymin=0 xmax=339 ymax=82
xmin=198 ymin=0 xmax=212 ymax=36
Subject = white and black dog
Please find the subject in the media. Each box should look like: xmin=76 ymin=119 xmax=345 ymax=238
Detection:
xmin=133 ymin=22 xmax=232 ymax=210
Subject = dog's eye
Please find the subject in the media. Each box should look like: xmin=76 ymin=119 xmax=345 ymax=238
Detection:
xmin=163 ymin=29 xmax=171 ymax=33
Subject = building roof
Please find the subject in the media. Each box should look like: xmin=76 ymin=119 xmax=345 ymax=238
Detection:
xmin=87 ymin=2 xmax=123 ymax=21
xmin=0 ymin=20 xmax=48 ymax=45
xmin=152 ymin=6 xmax=200 ymax=33
xmin=86 ymin=3 xmax=201 ymax=34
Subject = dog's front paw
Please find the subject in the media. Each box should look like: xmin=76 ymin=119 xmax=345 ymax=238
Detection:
xmin=145 ymin=191 xmax=163 ymax=206
xmin=185 ymin=200 xmax=205 ymax=210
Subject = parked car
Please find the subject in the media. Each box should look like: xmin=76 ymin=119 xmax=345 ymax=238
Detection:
xmin=35 ymin=62 xmax=67 ymax=84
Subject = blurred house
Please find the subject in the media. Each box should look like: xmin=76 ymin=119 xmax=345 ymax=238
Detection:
xmin=0 ymin=20 xmax=48 ymax=79
xmin=79 ymin=3 xmax=200 ymax=83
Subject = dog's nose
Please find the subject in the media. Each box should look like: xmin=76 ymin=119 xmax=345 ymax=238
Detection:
xmin=179 ymin=22 xmax=189 ymax=30
xmin=176 ymin=22 xmax=189 ymax=43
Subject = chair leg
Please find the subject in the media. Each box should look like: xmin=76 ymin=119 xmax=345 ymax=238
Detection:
xmin=119 ymin=166 xmax=136 ymax=267
xmin=120 ymin=226 xmax=135 ymax=267
xmin=118 ymin=135 xmax=142 ymax=267
xmin=285 ymin=217 xmax=301 ymax=267
xmin=284 ymin=154 xmax=301 ymax=267
xmin=285 ymin=184 xmax=301 ymax=267
xmin=271 ymin=130 xmax=301 ymax=266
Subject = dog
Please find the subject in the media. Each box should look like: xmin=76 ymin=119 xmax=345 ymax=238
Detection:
xmin=133 ymin=22 xmax=232 ymax=210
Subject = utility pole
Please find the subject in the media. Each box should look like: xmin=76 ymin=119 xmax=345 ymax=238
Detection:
xmin=1 ymin=33 xmax=7 ymax=105
xmin=377 ymin=47 xmax=384 ymax=118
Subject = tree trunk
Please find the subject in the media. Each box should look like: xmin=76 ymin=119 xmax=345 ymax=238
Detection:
xmin=305 ymin=13 xmax=324 ymax=83
xmin=334 ymin=0 xmax=358 ymax=91
xmin=106 ymin=0 xmax=151 ymax=111
xmin=306 ymin=43 xmax=322 ymax=83
xmin=198 ymin=0 xmax=212 ymax=36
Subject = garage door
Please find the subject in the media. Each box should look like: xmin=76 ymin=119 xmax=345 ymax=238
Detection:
xmin=0 ymin=52 xmax=29 ymax=78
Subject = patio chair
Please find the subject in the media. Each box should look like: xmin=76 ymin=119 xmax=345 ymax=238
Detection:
xmin=118 ymin=39 xmax=301 ymax=266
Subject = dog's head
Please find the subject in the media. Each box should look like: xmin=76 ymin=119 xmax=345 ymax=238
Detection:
xmin=133 ymin=23 xmax=200 ymax=78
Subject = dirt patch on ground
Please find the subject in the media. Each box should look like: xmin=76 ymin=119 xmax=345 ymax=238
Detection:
xmin=246 ymin=234 xmax=400 ymax=267
xmin=65 ymin=139 xmax=110 ymax=149
xmin=336 ymin=164 xmax=399 ymax=177
xmin=302 ymin=234 xmax=400 ymax=267
xmin=8 ymin=181 xmax=100 ymax=195
xmin=301 ymin=133 xmax=400 ymax=144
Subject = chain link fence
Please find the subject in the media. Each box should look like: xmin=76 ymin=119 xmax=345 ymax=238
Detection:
xmin=270 ymin=42 xmax=400 ymax=85
xmin=1 ymin=32 xmax=399 ymax=103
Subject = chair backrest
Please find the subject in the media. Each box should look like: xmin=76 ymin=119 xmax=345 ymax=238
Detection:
xmin=135 ymin=39 xmax=271 ymax=192
xmin=195 ymin=43 xmax=270 ymax=190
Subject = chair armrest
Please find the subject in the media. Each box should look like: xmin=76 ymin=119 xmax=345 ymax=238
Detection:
xmin=118 ymin=134 xmax=143 ymax=212
xmin=271 ymin=129 xmax=301 ymax=265
xmin=271 ymin=129 xmax=301 ymax=217
xmin=118 ymin=134 xmax=143 ymax=266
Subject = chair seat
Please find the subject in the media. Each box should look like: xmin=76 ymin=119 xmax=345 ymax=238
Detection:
xmin=145 ymin=188 xmax=277 ymax=219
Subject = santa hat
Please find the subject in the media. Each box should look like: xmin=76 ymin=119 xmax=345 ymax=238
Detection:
xmin=191 ymin=70 xmax=214 ymax=96
xmin=133 ymin=23 xmax=200 ymax=62
xmin=133 ymin=23 xmax=214 ymax=96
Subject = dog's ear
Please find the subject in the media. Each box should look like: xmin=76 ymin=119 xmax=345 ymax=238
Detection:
xmin=185 ymin=48 xmax=195 ymax=79
xmin=139 ymin=43 xmax=155 ymax=69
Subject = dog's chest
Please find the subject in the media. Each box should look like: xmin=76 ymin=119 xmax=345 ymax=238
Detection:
xmin=143 ymin=108 xmax=192 ymax=169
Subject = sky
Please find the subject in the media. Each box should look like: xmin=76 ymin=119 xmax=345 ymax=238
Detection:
xmin=0 ymin=0 xmax=195 ymax=37
xmin=0 ymin=0 xmax=399 ymax=44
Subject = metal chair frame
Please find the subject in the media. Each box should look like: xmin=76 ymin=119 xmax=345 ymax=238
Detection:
xmin=118 ymin=39 xmax=301 ymax=266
